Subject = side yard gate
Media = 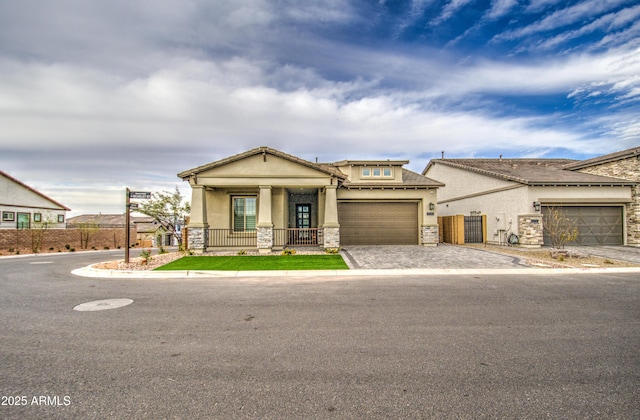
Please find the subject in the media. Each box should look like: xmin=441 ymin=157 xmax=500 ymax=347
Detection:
xmin=438 ymin=214 xmax=486 ymax=245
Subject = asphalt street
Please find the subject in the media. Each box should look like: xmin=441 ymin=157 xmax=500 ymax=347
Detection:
xmin=1 ymin=251 xmax=639 ymax=419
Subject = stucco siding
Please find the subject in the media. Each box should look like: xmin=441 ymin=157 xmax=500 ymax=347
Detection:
xmin=425 ymin=163 xmax=515 ymax=201
xmin=0 ymin=176 xmax=66 ymax=210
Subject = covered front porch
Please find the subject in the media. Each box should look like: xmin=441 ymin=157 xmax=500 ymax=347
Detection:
xmin=188 ymin=183 xmax=340 ymax=253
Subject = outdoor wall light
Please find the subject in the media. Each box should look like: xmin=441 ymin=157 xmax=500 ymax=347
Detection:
xmin=533 ymin=201 xmax=541 ymax=212
xmin=429 ymin=202 xmax=435 ymax=211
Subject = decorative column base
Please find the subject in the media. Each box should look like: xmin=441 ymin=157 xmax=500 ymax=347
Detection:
xmin=421 ymin=225 xmax=439 ymax=246
xmin=518 ymin=214 xmax=543 ymax=248
xmin=257 ymin=226 xmax=273 ymax=253
xmin=188 ymin=227 xmax=208 ymax=254
xmin=323 ymin=227 xmax=340 ymax=249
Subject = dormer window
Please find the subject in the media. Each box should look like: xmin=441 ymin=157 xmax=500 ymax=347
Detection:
xmin=362 ymin=167 xmax=393 ymax=178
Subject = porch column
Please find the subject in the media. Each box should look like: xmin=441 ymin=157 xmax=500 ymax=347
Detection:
xmin=257 ymin=186 xmax=273 ymax=253
xmin=323 ymin=185 xmax=340 ymax=248
xmin=187 ymin=185 xmax=208 ymax=253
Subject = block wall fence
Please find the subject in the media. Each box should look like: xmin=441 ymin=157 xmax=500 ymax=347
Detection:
xmin=0 ymin=228 xmax=136 ymax=254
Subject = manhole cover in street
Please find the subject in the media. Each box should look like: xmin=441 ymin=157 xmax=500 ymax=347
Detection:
xmin=73 ymin=298 xmax=133 ymax=312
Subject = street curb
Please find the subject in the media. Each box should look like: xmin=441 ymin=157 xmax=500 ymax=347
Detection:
xmin=71 ymin=265 xmax=640 ymax=279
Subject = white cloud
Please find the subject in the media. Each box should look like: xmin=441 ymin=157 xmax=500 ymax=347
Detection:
xmin=537 ymin=5 xmax=640 ymax=50
xmin=487 ymin=0 xmax=519 ymax=19
xmin=497 ymin=0 xmax=629 ymax=41
xmin=431 ymin=0 xmax=475 ymax=26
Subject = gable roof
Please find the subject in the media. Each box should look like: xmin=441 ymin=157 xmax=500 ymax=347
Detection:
xmin=423 ymin=159 xmax=635 ymax=186
xmin=177 ymin=146 xmax=348 ymax=181
xmin=563 ymin=146 xmax=640 ymax=170
xmin=0 ymin=170 xmax=70 ymax=211
xmin=340 ymin=167 xmax=444 ymax=189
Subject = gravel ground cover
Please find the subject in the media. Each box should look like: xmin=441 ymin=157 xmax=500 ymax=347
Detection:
xmin=464 ymin=244 xmax=640 ymax=268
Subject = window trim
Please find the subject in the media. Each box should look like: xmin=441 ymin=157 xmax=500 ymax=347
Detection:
xmin=34 ymin=213 xmax=42 ymax=222
xmin=2 ymin=211 xmax=15 ymax=222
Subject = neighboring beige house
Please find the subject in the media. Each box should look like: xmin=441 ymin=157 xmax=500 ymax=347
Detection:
xmin=422 ymin=148 xmax=638 ymax=247
xmin=178 ymin=147 xmax=442 ymax=253
xmin=0 ymin=170 xmax=69 ymax=229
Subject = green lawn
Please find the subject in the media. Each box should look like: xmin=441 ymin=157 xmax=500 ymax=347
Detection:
xmin=154 ymin=254 xmax=349 ymax=271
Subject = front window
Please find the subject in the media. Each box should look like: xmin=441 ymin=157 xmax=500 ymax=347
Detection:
xmin=233 ymin=197 xmax=256 ymax=232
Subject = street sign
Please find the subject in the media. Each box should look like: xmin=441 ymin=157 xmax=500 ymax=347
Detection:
xmin=129 ymin=191 xmax=151 ymax=199
xmin=129 ymin=203 xmax=139 ymax=210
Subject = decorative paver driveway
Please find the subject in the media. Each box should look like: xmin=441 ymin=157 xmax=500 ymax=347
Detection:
xmin=341 ymin=244 xmax=527 ymax=269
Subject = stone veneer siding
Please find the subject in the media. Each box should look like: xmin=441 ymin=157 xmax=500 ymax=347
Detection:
xmin=518 ymin=214 xmax=543 ymax=247
xmin=257 ymin=227 xmax=273 ymax=251
xmin=188 ymin=227 xmax=207 ymax=252
xmin=576 ymin=158 xmax=640 ymax=246
xmin=323 ymin=227 xmax=340 ymax=249
xmin=421 ymin=225 xmax=439 ymax=246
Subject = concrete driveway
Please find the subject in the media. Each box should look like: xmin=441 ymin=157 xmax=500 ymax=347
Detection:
xmin=341 ymin=244 xmax=526 ymax=269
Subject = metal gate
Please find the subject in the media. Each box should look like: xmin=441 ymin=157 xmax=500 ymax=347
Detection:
xmin=464 ymin=216 xmax=483 ymax=243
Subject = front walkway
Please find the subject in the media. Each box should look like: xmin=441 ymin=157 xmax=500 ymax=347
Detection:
xmin=341 ymin=244 xmax=526 ymax=269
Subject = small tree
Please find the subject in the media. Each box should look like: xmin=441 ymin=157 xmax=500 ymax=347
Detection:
xmin=78 ymin=222 xmax=99 ymax=249
xmin=138 ymin=187 xmax=190 ymax=247
xmin=30 ymin=218 xmax=52 ymax=253
xmin=543 ymin=206 xmax=578 ymax=249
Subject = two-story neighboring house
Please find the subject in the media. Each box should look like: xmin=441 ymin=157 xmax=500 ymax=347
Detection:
xmin=178 ymin=147 xmax=442 ymax=253
xmin=0 ymin=170 xmax=70 ymax=229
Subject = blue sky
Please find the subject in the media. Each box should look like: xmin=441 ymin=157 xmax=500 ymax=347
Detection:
xmin=1 ymin=0 xmax=638 ymax=215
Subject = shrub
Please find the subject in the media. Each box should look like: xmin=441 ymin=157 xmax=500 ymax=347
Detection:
xmin=141 ymin=249 xmax=152 ymax=264
xmin=281 ymin=248 xmax=296 ymax=255
xmin=324 ymin=247 xmax=341 ymax=254
xmin=237 ymin=249 xmax=247 ymax=255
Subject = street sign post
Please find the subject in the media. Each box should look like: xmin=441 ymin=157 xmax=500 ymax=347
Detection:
xmin=125 ymin=189 xmax=151 ymax=263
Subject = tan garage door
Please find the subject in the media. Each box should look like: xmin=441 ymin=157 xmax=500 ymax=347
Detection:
xmin=338 ymin=202 xmax=418 ymax=245
xmin=542 ymin=206 xmax=623 ymax=246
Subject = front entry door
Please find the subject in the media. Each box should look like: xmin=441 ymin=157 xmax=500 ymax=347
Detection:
xmin=296 ymin=204 xmax=311 ymax=229
xmin=293 ymin=204 xmax=312 ymax=245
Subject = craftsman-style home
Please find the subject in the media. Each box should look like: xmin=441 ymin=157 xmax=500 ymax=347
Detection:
xmin=178 ymin=147 xmax=442 ymax=253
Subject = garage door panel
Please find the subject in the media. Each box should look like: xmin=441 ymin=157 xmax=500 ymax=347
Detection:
xmin=542 ymin=206 xmax=623 ymax=246
xmin=338 ymin=202 xmax=418 ymax=245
